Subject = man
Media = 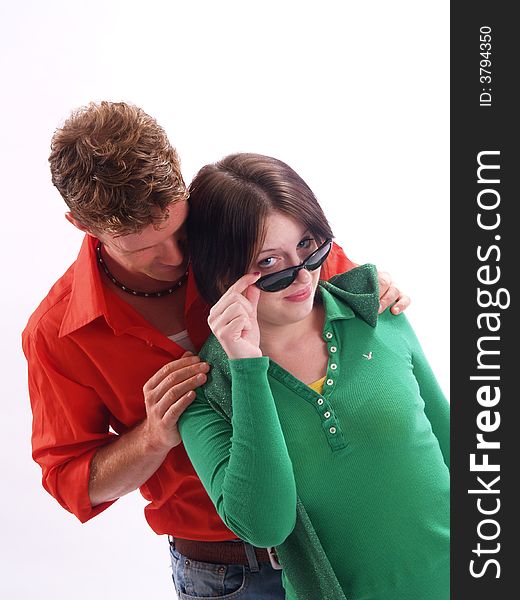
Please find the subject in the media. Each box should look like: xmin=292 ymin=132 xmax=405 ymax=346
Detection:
xmin=22 ymin=101 xmax=410 ymax=599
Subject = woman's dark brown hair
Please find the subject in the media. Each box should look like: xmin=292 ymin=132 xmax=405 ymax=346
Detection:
xmin=187 ymin=153 xmax=334 ymax=305
xmin=49 ymin=101 xmax=187 ymax=234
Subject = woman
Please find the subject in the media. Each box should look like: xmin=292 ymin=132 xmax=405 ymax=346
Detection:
xmin=179 ymin=153 xmax=449 ymax=600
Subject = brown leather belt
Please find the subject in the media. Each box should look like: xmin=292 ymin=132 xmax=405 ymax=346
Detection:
xmin=171 ymin=537 xmax=271 ymax=565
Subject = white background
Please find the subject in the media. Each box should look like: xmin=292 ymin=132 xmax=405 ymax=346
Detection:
xmin=0 ymin=1 xmax=449 ymax=598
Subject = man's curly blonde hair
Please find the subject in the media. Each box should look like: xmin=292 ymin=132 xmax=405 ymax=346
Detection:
xmin=49 ymin=101 xmax=187 ymax=235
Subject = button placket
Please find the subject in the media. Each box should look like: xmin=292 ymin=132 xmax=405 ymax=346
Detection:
xmin=324 ymin=330 xmax=338 ymax=393
xmin=315 ymin=396 xmax=338 ymax=438
xmin=312 ymin=395 xmax=345 ymax=451
xmin=269 ymin=358 xmax=346 ymax=451
xmin=321 ymin=328 xmax=346 ymax=448
xmin=316 ymin=397 xmax=332 ymax=420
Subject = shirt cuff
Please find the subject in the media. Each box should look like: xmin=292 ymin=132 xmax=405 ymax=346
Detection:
xmin=229 ymin=356 xmax=270 ymax=374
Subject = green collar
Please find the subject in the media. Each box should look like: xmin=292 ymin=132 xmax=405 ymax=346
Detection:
xmin=318 ymin=263 xmax=379 ymax=328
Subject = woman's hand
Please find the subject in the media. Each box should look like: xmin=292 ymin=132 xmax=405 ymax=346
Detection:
xmin=208 ymin=273 xmax=263 ymax=360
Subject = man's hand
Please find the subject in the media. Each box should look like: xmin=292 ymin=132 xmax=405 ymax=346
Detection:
xmin=141 ymin=352 xmax=210 ymax=453
xmin=89 ymin=351 xmax=209 ymax=506
xmin=377 ymin=271 xmax=411 ymax=315
xmin=208 ymin=273 xmax=263 ymax=360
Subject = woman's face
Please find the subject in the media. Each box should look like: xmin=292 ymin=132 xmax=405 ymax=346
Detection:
xmin=251 ymin=211 xmax=322 ymax=330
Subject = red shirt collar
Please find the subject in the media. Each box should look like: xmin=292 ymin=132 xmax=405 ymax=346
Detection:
xmin=59 ymin=235 xmax=210 ymax=348
xmin=59 ymin=235 xmax=110 ymax=338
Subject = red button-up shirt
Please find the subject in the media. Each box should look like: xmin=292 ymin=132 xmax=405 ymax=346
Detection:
xmin=22 ymin=234 xmax=354 ymax=540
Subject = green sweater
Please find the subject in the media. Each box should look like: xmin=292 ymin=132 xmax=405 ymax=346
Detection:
xmin=179 ymin=265 xmax=450 ymax=600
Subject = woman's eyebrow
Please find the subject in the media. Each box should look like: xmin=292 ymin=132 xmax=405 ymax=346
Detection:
xmin=258 ymin=247 xmax=280 ymax=255
xmin=258 ymin=231 xmax=312 ymax=256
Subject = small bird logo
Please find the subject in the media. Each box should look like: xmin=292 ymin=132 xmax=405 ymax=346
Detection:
xmin=362 ymin=352 xmax=373 ymax=360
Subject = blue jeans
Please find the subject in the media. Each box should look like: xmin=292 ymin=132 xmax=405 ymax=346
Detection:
xmin=169 ymin=540 xmax=284 ymax=599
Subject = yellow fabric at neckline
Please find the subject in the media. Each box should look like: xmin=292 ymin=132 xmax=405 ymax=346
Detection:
xmin=307 ymin=376 xmax=326 ymax=394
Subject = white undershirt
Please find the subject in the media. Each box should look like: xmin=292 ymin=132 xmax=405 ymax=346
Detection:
xmin=167 ymin=329 xmax=197 ymax=354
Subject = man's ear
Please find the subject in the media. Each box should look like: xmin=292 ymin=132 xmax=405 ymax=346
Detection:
xmin=65 ymin=212 xmax=96 ymax=236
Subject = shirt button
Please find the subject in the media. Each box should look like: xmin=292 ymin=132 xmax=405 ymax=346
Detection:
xmin=330 ymin=346 xmax=337 ymax=353
xmin=330 ymin=363 xmax=337 ymax=370
xmin=324 ymin=411 xmax=331 ymax=419
xmin=326 ymin=379 xmax=334 ymax=386
xmin=317 ymin=398 xmax=324 ymax=405
xmin=329 ymin=427 xmax=337 ymax=434
xmin=325 ymin=332 xmax=333 ymax=339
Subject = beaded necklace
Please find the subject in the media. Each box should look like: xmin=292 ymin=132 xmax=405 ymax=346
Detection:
xmin=96 ymin=242 xmax=188 ymax=298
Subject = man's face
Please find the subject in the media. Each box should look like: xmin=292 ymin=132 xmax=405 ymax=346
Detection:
xmin=98 ymin=200 xmax=189 ymax=283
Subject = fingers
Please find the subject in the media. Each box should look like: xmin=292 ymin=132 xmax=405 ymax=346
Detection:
xmin=211 ymin=292 xmax=255 ymax=319
xmin=227 ymin=271 xmax=262 ymax=295
xmin=377 ymin=271 xmax=392 ymax=295
xmin=209 ymin=296 xmax=254 ymax=333
xmin=378 ymin=284 xmax=399 ymax=313
xmin=210 ymin=274 xmax=261 ymax=321
xmin=162 ymin=390 xmax=198 ymax=427
xmin=154 ymin=371 xmax=207 ymax=418
xmin=141 ymin=355 xmax=210 ymax=451
xmin=245 ymin=282 xmax=261 ymax=315
xmin=147 ymin=362 xmax=209 ymax=403
xmin=208 ymin=277 xmax=260 ymax=335
xmin=143 ymin=355 xmax=208 ymax=392
xmin=390 ymin=294 xmax=411 ymax=315
xmin=376 ymin=270 xmax=411 ymax=315
xmin=207 ymin=272 xmax=262 ymax=360
xmin=378 ymin=285 xmax=410 ymax=314
xmin=211 ymin=308 xmax=252 ymax=344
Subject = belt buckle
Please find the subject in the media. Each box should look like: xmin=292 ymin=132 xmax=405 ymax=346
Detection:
xmin=267 ymin=547 xmax=282 ymax=570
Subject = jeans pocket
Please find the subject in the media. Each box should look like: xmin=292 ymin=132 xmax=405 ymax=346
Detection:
xmin=172 ymin=550 xmax=248 ymax=599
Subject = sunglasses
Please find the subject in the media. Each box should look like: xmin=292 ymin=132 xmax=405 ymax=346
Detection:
xmin=255 ymin=238 xmax=333 ymax=292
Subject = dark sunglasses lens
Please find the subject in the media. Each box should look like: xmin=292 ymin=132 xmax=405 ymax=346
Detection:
xmin=257 ymin=269 xmax=297 ymax=292
xmin=306 ymin=241 xmax=332 ymax=270
xmin=256 ymin=240 xmax=332 ymax=292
